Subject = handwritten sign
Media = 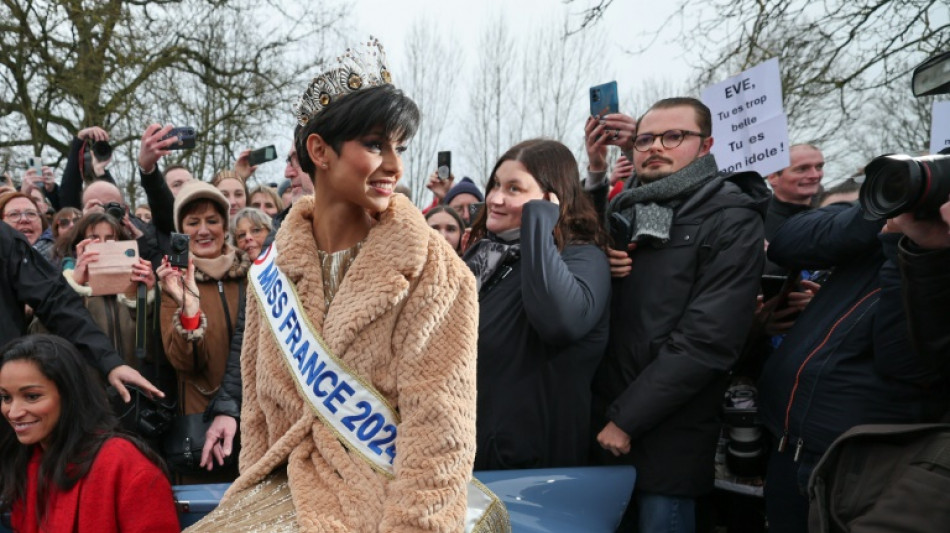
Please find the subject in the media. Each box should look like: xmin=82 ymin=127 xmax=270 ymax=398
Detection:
xmin=931 ymin=100 xmax=950 ymax=155
xmin=701 ymin=58 xmax=790 ymax=176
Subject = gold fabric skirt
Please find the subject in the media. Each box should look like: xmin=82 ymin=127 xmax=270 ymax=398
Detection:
xmin=182 ymin=467 xmax=510 ymax=533
xmin=183 ymin=468 xmax=298 ymax=533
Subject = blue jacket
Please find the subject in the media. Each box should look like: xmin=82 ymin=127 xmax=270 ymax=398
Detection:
xmin=758 ymin=203 xmax=947 ymax=457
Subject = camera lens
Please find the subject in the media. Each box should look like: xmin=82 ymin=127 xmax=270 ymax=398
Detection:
xmin=171 ymin=234 xmax=188 ymax=252
xmin=860 ymin=153 xmax=950 ymax=219
xmin=105 ymin=203 xmax=124 ymax=220
xmin=92 ymin=140 xmax=113 ymax=161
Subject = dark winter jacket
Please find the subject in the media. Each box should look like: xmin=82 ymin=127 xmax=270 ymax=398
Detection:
xmin=0 ymin=221 xmax=125 ymax=375
xmin=204 ymin=296 xmax=245 ymax=420
xmin=470 ymin=201 xmax=611 ymax=470
xmin=758 ymin=204 xmax=948 ymax=459
xmin=897 ymin=239 xmax=950 ymax=381
xmin=592 ymin=169 xmax=768 ymax=496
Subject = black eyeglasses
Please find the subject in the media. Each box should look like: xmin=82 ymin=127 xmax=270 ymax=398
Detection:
xmin=633 ymin=130 xmax=705 ymax=152
xmin=57 ymin=216 xmax=81 ymax=228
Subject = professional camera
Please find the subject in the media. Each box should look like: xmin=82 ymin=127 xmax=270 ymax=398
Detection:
xmin=860 ymin=52 xmax=950 ymax=219
xmin=859 ymin=154 xmax=950 ymax=219
xmin=722 ymin=381 xmax=766 ymax=478
xmin=168 ymin=232 xmax=190 ymax=269
xmin=103 ymin=201 xmax=125 ymax=221
xmin=91 ymin=140 xmax=112 ymax=161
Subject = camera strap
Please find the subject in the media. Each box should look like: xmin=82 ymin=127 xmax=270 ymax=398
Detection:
xmin=135 ymin=282 xmax=147 ymax=362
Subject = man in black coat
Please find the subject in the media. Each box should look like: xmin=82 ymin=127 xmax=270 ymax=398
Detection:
xmin=0 ymin=220 xmax=163 ymax=403
xmin=590 ymin=97 xmax=768 ymax=532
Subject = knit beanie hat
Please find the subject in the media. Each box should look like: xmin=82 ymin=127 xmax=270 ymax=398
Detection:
xmin=277 ymin=178 xmax=292 ymax=198
xmin=174 ymin=180 xmax=230 ymax=232
xmin=443 ymin=177 xmax=484 ymax=205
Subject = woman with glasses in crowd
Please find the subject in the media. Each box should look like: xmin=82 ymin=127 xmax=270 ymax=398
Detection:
xmin=0 ymin=335 xmax=178 ymax=533
xmin=464 ymin=139 xmax=611 ymax=470
xmin=185 ymin=40 xmax=497 ymax=532
xmin=231 ymin=207 xmax=272 ymax=261
xmin=52 ymin=207 xmax=82 ymax=241
xmin=0 ymin=192 xmax=44 ymax=248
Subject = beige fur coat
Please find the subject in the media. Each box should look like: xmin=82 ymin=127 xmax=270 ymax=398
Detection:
xmin=229 ymin=194 xmax=479 ymax=532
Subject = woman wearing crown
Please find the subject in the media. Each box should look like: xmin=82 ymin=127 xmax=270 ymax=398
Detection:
xmin=184 ymin=40 xmax=505 ymax=533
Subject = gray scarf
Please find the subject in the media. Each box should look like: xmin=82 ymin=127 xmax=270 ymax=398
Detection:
xmin=463 ymin=228 xmax=521 ymax=291
xmin=610 ymin=154 xmax=720 ymax=245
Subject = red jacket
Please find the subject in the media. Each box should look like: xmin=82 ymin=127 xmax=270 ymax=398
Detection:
xmin=12 ymin=437 xmax=179 ymax=533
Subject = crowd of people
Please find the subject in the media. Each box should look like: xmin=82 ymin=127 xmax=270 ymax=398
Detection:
xmin=0 ymin=37 xmax=948 ymax=533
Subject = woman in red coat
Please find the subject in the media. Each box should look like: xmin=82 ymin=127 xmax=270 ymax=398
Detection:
xmin=0 ymin=335 xmax=179 ymax=533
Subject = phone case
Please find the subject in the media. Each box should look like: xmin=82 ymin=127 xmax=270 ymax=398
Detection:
xmin=248 ymin=145 xmax=277 ymax=166
xmin=87 ymin=240 xmax=139 ymax=296
xmin=590 ymin=81 xmax=619 ymax=118
xmin=437 ymin=151 xmax=451 ymax=180
xmin=162 ymin=127 xmax=197 ymax=150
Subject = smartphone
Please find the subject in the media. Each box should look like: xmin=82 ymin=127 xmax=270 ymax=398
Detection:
xmin=589 ymin=81 xmax=619 ymax=118
xmin=608 ymin=212 xmax=632 ymax=251
xmin=87 ymin=240 xmax=139 ymax=296
xmin=761 ymin=275 xmax=789 ymax=302
xmin=437 ymin=151 xmax=452 ymax=181
xmin=248 ymin=145 xmax=278 ymax=166
xmin=28 ymin=157 xmax=42 ymax=174
xmin=161 ymin=127 xmax=197 ymax=150
xmin=468 ymin=202 xmax=485 ymax=222
xmin=168 ymin=232 xmax=190 ymax=269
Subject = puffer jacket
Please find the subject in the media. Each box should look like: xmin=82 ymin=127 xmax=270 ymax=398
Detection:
xmin=592 ymin=168 xmax=769 ymax=496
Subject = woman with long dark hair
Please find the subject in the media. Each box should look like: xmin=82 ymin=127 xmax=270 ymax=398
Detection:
xmin=465 ymin=138 xmax=611 ymax=470
xmin=0 ymin=334 xmax=178 ymax=532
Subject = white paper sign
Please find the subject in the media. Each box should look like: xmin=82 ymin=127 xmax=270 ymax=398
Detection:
xmin=930 ymin=100 xmax=950 ymax=154
xmin=701 ymin=58 xmax=790 ymax=176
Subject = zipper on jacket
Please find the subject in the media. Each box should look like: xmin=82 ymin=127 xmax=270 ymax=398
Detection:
xmin=793 ymin=438 xmax=804 ymax=462
xmin=781 ymin=288 xmax=882 ymax=461
xmin=218 ymin=280 xmax=234 ymax=339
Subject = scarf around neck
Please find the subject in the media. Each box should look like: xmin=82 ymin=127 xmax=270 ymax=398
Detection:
xmin=193 ymin=245 xmax=239 ymax=281
xmin=463 ymin=228 xmax=521 ymax=291
xmin=609 ymin=154 xmax=720 ymax=246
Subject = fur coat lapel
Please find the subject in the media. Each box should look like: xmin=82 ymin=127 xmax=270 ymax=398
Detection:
xmin=273 ymin=194 xmax=428 ymax=358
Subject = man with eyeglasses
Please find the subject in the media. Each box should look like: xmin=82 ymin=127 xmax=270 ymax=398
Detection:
xmin=587 ymin=97 xmax=769 ymax=532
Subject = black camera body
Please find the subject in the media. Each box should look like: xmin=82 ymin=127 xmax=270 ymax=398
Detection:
xmin=608 ymin=211 xmax=632 ymax=251
xmin=860 ymin=153 xmax=950 ymax=219
xmin=91 ymin=140 xmax=112 ymax=161
xmin=168 ymin=232 xmax=190 ymax=268
xmin=103 ymin=201 xmax=125 ymax=221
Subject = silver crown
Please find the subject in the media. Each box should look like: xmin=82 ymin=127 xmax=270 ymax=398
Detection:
xmin=294 ymin=37 xmax=393 ymax=126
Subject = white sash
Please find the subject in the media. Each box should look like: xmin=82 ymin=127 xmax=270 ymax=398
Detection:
xmin=249 ymin=244 xmax=508 ymax=533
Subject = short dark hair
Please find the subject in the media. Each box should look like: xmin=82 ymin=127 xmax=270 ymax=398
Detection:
xmin=637 ymin=97 xmax=712 ymax=137
xmin=294 ymin=84 xmax=421 ymax=177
